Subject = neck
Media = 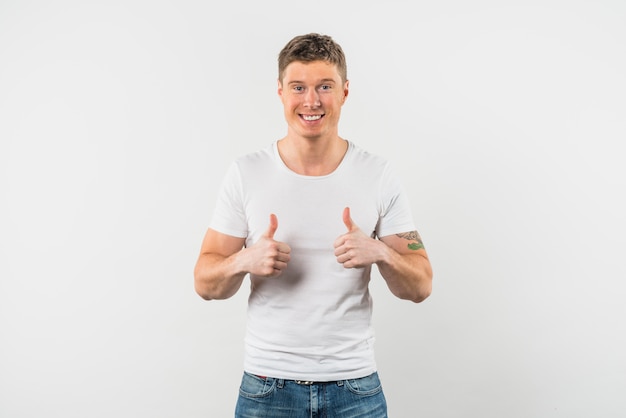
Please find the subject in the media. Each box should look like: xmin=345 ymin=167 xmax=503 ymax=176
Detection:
xmin=277 ymin=135 xmax=348 ymax=176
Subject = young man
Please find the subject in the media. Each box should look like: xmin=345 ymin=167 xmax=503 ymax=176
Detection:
xmin=194 ymin=33 xmax=433 ymax=417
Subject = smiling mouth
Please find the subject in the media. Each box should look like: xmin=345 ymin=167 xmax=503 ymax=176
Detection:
xmin=301 ymin=114 xmax=323 ymax=121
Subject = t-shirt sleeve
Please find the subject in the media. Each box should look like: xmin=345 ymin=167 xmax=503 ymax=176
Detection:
xmin=209 ymin=161 xmax=248 ymax=238
xmin=376 ymin=162 xmax=417 ymax=238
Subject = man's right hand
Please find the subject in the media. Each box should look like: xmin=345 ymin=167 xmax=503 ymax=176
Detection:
xmin=241 ymin=214 xmax=291 ymax=277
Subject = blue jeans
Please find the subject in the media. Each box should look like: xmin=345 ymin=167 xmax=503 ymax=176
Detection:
xmin=234 ymin=371 xmax=388 ymax=417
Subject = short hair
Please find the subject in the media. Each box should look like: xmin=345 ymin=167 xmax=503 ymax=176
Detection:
xmin=278 ymin=33 xmax=347 ymax=83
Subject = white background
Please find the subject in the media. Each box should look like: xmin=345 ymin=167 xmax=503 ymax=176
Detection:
xmin=1 ymin=1 xmax=625 ymax=417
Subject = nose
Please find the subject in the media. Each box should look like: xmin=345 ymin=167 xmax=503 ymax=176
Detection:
xmin=303 ymin=89 xmax=321 ymax=108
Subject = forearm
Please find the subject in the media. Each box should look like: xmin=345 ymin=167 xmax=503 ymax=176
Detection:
xmin=376 ymin=246 xmax=433 ymax=303
xmin=194 ymin=252 xmax=247 ymax=300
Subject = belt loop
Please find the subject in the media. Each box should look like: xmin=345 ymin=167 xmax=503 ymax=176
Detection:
xmin=277 ymin=379 xmax=284 ymax=389
xmin=336 ymin=380 xmax=344 ymax=387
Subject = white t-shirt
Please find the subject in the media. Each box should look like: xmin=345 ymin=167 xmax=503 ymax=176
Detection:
xmin=210 ymin=140 xmax=416 ymax=381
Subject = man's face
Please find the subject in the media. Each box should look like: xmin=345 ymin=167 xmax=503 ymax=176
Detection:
xmin=278 ymin=60 xmax=349 ymax=140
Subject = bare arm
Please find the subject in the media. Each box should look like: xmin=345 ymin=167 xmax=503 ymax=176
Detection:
xmin=194 ymin=214 xmax=291 ymax=300
xmin=193 ymin=228 xmax=247 ymax=300
xmin=377 ymin=232 xmax=432 ymax=302
xmin=334 ymin=207 xmax=433 ymax=303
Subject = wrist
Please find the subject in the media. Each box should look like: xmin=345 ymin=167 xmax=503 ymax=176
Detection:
xmin=374 ymin=238 xmax=392 ymax=266
xmin=229 ymin=248 xmax=250 ymax=277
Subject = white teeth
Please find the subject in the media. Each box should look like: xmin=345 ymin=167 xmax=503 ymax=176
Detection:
xmin=303 ymin=115 xmax=322 ymax=121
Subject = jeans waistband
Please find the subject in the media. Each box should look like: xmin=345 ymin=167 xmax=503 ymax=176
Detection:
xmin=254 ymin=374 xmax=341 ymax=386
xmin=294 ymin=380 xmax=316 ymax=385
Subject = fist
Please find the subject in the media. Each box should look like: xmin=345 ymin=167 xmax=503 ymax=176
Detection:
xmin=334 ymin=207 xmax=381 ymax=268
xmin=245 ymin=214 xmax=291 ymax=277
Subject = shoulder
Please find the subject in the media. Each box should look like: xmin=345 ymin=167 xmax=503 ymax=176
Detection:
xmin=228 ymin=142 xmax=277 ymax=175
xmin=235 ymin=142 xmax=275 ymax=165
xmin=346 ymin=141 xmax=392 ymax=172
xmin=344 ymin=142 xmax=407 ymax=195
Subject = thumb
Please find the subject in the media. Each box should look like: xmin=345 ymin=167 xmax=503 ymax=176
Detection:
xmin=265 ymin=213 xmax=278 ymax=239
xmin=342 ymin=207 xmax=356 ymax=231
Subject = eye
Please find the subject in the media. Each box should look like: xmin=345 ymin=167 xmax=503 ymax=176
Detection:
xmin=319 ymin=85 xmax=332 ymax=91
xmin=293 ymin=86 xmax=304 ymax=92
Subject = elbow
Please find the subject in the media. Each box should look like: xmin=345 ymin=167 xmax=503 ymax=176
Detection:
xmin=194 ymin=253 xmax=242 ymax=300
xmin=195 ymin=281 xmax=230 ymax=301
xmin=194 ymin=271 xmax=237 ymax=301
xmin=194 ymin=266 xmax=216 ymax=301
xmin=410 ymin=286 xmax=432 ymax=303
xmin=195 ymin=286 xmax=214 ymax=301
xmin=194 ymin=278 xmax=214 ymax=301
xmin=394 ymin=283 xmax=431 ymax=303
xmin=408 ymin=272 xmax=433 ymax=303
xmin=386 ymin=271 xmax=433 ymax=303
xmin=411 ymin=265 xmax=433 ymax=303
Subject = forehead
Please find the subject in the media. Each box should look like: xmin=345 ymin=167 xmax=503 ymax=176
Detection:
xmin=281 ymin=60 xmax=342 ymax=84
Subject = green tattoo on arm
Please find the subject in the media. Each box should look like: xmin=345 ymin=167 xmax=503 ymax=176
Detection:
xmin=408 ymin=242 xmax=424 ymax=250
xmin=396 ymin=231 xmax=425 ymax=251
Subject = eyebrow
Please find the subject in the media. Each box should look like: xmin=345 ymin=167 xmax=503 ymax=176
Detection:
xmin=287 ymin=78 xmax=337 ymax=85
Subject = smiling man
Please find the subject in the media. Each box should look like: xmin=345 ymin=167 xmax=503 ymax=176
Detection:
xmin=194 ymin=33 xmax=433 ymax=417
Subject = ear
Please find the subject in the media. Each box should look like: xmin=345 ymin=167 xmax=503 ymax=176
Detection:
xmin=342 ymin=80 xmax=349 ymax=103
xmin=277 ymin=79 xmax=283 ymax=96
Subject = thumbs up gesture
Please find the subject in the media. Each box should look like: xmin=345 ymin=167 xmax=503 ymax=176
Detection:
xmin=334 ymin=207 xmax=381 ymax=269
xmin=243 ymin=214 xmax=291 ymax=277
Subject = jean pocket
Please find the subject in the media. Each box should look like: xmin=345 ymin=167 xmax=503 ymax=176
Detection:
xmin=344 ymin=372 xmax=383 ymax=396
xmin=238 ymin=372 xmax=277 ymax=399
